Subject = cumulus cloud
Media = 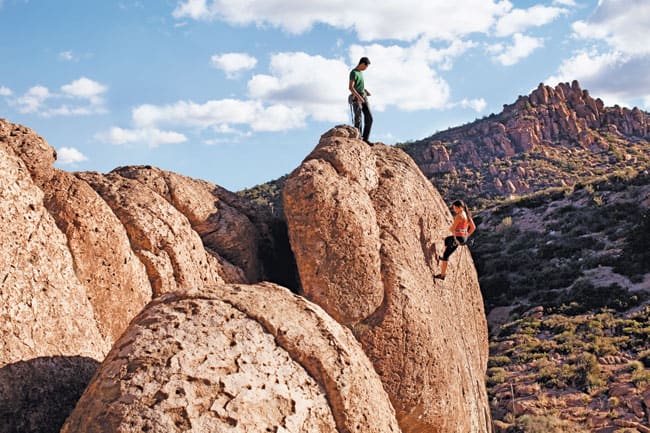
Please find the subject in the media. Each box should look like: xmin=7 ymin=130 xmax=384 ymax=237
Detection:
xmin=248 ymin=52 xmax=349 ymax=122
xmin=132 ymin=98 xmax=306 ymax=132
xmin=173 ymin=0 xmax=512 ymax=41
xmin=15 ymin=86 xmax=51 ymax=113
xmin=491 ymin=33 xmax=544 ymax=66
xmin=211 ymin=52 xmax=258 ymax=78
xmin=10 ymin=77 xmax=109 ymax=116
xmin=57 ymin=147 xmax=88 ymax=165
xmin=455 ymin=98 xmax=488 ymax=112
xmin=495 ymin=5 xmax=566 ymax=37
xmin=96 ymin=127 xmax=188 ymax=148
xmin=0 ymin=86 xmax=12 ymax=96
xmin=549 ymin=0 xmax=650 ymax=107
xmin=572 ymin=0 xmax=650 ymax=56
xmin=546 ymin=50 xmax=650 ymax=106
xmin=348 ymin=41 xmax=456 ymax=112
xmin=61 ymin=77 xmax=108 ymax=105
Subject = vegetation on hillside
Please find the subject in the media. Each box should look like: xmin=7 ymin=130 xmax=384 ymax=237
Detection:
xmin=470 ymin=169 xmax=649 ymax=311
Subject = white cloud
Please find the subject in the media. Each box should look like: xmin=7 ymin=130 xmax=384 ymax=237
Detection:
xmin=548 ymin=0 xmax=650 ymax=108
xmin=348 ymin=42 xmax=453 ymax=112
xmin=455 ymin=98 xmax=488 ymax=112
xmin=248 ymin=52 xmax=350 ymax=122
xmin=546 ymin=50 xmax=650 ymax=107
xmin=42 ymin=105 xmax=108 ymax=117
xmin=132 ymin=99 xmax=306 ymax=132
xmin=0 ymin=86 xmax=12 ymax=96
xmin=173 ymin=0 xmax=512 ymax=42
xmin=61 ymin=77 xmax=108 ymax=105
xmin=58 ymin=51 xmax=75 ymax=62
xmin=15 ymin=85 xmax=51 ymax=113
xmin=495 ymin=5 xmax=566 ymax=37
xmin=96 ymin=127 xmax=188 ymax=148
xmin=57 ymin=147 xmax=88 ymax=165
xmin=572 ymin=0 xmax=650 ymax=56
xmin=491 ymin=33 xmax=544 ymax=66
xmin=553 ymin=0 xmax=576 ymax=6
xmin=10 ymin=78 xmax=109 ymax=117
xmin=210 ymin=52 xmax=258 ymax=78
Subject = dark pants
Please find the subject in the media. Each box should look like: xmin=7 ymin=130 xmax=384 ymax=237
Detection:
xmin=351 ymin=98 xmax=373 ymax=142
xmin=442 ymin=235 xmax=467 ymax=261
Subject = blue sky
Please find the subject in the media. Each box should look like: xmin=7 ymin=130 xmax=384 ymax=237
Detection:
xmin=1 ymin=0 xmax=648 ymax=191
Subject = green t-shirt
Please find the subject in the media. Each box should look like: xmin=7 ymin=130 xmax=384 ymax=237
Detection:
xmin=349 ymin=69 xmax=365 ymax=96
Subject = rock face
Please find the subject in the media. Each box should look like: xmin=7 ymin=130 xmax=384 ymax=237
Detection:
xmin=283 ymin=126 xmax=491 ymax=433
xmin=76 ymin=171 xmax=228 ymax=294
xmin=62 ymin=282 xmax=401 ymax=433
xmin=404 ymin=81 xmax=650 ymax=202
xmin=0 ymin=125 xmax=111 ymax=433
xmin=42 ymin=170 xmax=151 ymax=342
xmin=0 ymin=118 xmax=272 ymax=433
xmin=112 ymin=166 xmax=258 ymax=283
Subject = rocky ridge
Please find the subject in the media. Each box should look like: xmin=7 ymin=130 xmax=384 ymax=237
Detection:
xmin=402 ymin=81 xmax=650 ymax=205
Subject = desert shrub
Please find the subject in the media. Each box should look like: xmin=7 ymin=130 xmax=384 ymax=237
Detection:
xmin=488 ymin=356 xmax=512 ymax=368
xmin=487 ymin=367 xmax=507 ymax=387
xmin=535 ymin=358 xmax=565 ymax=389
xmin=638 ymin=349 xmax=650 ymax=368
xmin=614 ymin=208 xmax=650 ymax=278
xmin=556 ymin=280 xmax=641 ymax=314
xmin=631 ymin=368 xmax=650 ymax=387
xmin=568 ymin=352 xmax=603 ymax=392
xmin=507 ymin=414 xmax=589 ymax=433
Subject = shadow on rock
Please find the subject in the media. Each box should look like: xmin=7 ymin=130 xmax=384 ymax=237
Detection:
xmin=0 ymin=356 xmax=100 ymax=433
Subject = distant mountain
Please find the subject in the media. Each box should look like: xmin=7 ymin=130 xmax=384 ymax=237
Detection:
xmin=400 ymin=81 xmax=650 ymax=208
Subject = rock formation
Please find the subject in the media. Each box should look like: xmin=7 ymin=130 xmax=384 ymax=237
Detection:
xmin=42 ymin=170 xmax=152 ymax=342
xmin=283 ymin=126 xmax=491 ymax=433
xmin=76 ymin=171 xmax=228 ymax=294
xmin=0 ymin=123 xmax=111 ymax=433
xmin=62 ymin=282 xmax=401 ymax=433
xmin=0 ymin=118 xmax=282 ymax=433
xmin=1 ymin=118 xmax=494 ymax=433
xmin=111 ymin=166 xmax=258 ymax=282
xmin=404 ymin=81 xmax=650 ymax=202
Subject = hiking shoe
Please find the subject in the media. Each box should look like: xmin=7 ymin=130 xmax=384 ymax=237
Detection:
xmin=363 ymin=139 xmax=374 ymax=146
xmin=434 ymin=274 xmax=445 ymax=280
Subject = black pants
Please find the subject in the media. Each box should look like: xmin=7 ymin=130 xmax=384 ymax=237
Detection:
xmin=441 ymin=235 xmax=467 ymax=261
xmin=351 ymin=99 xmax=373 ymax=141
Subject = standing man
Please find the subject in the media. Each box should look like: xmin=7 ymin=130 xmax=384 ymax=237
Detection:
xmin=348 ymin=57 xmax=373 ymax=144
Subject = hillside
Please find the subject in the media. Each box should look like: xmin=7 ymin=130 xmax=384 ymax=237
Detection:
xmin=470 ymin=171 xmax=650 ymax=432
xmin=400 ymin=81 xmax=650 ymax=208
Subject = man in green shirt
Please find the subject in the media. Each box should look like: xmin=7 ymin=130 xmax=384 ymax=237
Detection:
xmin=348 ymin=57 xmax=373 ymax=145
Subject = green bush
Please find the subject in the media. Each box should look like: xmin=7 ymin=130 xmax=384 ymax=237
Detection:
xmin=507 ymin=414 xmax=589 ymax=433
xmin=487 ymin=367 xmax=507 ymax=387
xmin=568 ymin=352 xmax=603 ymax=392
xmin=489 ymin=355 xmax=512 ymax=368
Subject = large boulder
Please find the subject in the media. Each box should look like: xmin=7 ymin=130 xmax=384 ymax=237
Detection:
xmin=283 ymin=126 xmax=491 ymax=433
xmin=42 ymin=169 xmax=151 ymax=342
xmin=0 ymin=137 xmax=110 ymax=433
xmin=76 ymin=171 xmax=230 ymax=294
xmin=112 ymin=165 xmax=259 ymax=283
xmin=62 ymin=282 xmax=401 ymax=433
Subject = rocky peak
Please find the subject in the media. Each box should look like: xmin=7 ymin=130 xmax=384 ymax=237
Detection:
xmin=403 ymin=81 xmax=650 ymax=205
